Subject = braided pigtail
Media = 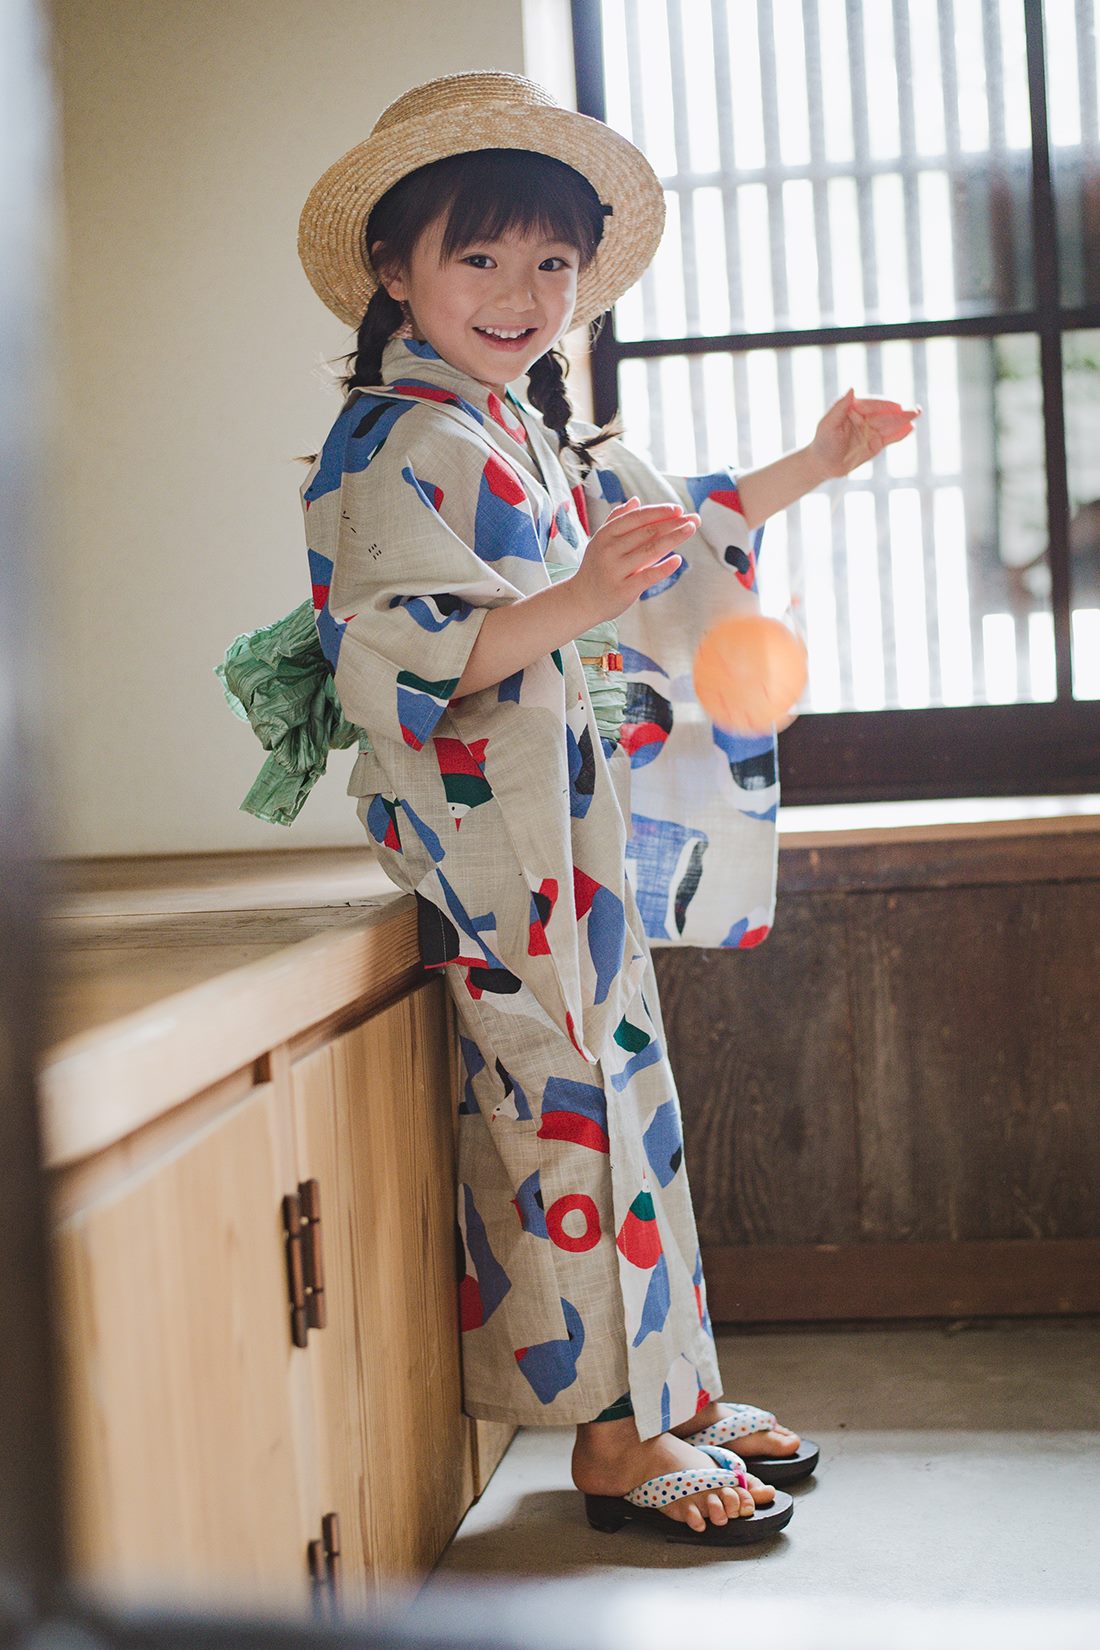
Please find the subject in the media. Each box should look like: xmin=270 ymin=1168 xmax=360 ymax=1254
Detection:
xmin=526 ymin=347 xmax=622 ymax=479
xmin=292 ymin=286 xmax=406 ymax=464
xmin=342 ymin=286 xmax=406 ymax=395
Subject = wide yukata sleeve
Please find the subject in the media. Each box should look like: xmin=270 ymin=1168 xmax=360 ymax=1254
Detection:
xmin=574 ymin=428 xmax=780 ymax=951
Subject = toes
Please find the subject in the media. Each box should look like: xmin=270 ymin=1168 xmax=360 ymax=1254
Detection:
xmin=744 ymin=1472 xmax=775 ymax=1503
xmin=735 ymin=1423 xmax=800 ymax=1455
xmin=706 ymin=1491 xmax=729 ymax=1525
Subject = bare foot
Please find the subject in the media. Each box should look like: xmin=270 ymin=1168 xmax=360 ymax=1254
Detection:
xmin=669 ymin=1400 xmax=802 ymax=1459
xmin=572 ymin=1415 xmax=777 ymax=1533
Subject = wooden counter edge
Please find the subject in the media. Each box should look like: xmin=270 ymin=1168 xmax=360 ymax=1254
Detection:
xmin=37 ymin=894 xmax=422 ymax=1172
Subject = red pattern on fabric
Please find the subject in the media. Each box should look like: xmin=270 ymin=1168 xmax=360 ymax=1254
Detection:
xmin=483 ymin=450 xmax=527 ymax=506
xmin=546 ymin=1193 xmax=601 ymax=1253
xmin=487 ymin=391 xmax=526 ymax=443
xmin=433 ymin=735 xmax=489 ymax=777
xmin=619 ymin=721 xmax=666 ymax=758
xmin=708 ymin=487 xmax=743 ymax=513
xmin=739 ymin=925 xmax=770 ymax=948
xmin=458 ymin=1275 xmax=484 ymax=1331
xmin=573 ymin=866 xmax=600 ymax=919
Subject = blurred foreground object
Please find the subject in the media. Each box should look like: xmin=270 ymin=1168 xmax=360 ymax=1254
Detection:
xmin=693 ymin=614 xmax=808 ymax=734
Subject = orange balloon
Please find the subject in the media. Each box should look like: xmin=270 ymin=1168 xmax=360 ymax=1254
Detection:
xmin=692 ymin=614 xmax=808 ymax=734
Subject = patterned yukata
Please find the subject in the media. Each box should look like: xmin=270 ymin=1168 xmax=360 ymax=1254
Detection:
xmin=301 ymin=337 xmax=778 ymax=1442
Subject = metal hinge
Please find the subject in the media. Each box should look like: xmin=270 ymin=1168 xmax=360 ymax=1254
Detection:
xmin=282 ymin=1178 xmax=326 ymax=1348
xmin=307 ymin=1511 xmax=341 ymax=1619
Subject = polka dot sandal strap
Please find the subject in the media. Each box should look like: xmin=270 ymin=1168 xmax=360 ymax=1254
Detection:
xmin=584 ymin=1440 xmax=795 ymax=1543
xmin=623 ymin=1443 xmax=749 ymax=1509
xmin=683 ymin=1402 xmax=777 ymax=1448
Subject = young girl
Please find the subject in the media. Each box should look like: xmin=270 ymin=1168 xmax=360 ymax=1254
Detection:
xmin=233 ymin=69 xmax=917 ymax=1546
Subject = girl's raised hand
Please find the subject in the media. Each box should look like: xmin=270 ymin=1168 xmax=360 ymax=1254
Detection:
xmin=809 ymin=387 xmax=921 ymax=479
xmin=572 ymin=496 xmax=700 ymax=626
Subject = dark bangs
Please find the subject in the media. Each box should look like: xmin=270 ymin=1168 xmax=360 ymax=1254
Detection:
xmin=364 ymin=148 xmax=607 ymax=275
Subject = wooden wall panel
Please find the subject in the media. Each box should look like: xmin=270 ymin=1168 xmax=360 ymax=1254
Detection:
xmin=653 ymin=834 xmax=1100 ymax=1321
xmin=849 ymin=884 xmax=1100 ymax=1243
xmin=653 ymin=894 xmax=860 ymax=1247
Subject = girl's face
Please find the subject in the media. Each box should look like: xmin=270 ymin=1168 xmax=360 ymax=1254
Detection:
xmin=378 ymin=215 xmax=581 ymax=393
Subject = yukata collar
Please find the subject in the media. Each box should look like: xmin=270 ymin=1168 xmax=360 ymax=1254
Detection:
xmin=378 ymin=336 xmax=562 ymax=496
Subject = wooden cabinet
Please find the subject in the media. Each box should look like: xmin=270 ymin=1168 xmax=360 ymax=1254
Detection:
xmin=288 ymin=988 xmax=473 ymax=1606
xmin=41 ymin=881 xmax=515 ymax=1618
xmin=53 ymin=1076 xmax=308 ymax=1610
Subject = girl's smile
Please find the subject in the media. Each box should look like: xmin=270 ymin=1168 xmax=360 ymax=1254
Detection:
xmin=377 ymin=217 xmax=580 ymax=394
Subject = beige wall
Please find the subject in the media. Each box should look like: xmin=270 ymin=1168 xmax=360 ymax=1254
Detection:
xmin=43 ymin=0 xmax=575 ymax=857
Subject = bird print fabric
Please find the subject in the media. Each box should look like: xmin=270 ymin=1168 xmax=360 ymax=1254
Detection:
xmin=300 ymin=337 xmax=775 ymax=1437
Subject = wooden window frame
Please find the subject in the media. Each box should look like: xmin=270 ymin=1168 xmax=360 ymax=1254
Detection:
xmin=571 ymin=0 xmax=1100 ymax=803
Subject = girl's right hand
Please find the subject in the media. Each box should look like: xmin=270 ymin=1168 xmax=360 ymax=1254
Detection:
xmin=570 ymin=497 xmax=700 ymax=626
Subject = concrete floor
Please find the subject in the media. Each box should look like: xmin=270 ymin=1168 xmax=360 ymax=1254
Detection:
xmin=428 ymin=1319 xmax=1100 ymax=1609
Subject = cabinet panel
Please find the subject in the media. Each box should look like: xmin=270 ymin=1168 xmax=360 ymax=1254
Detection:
xmin=291 ymin=980 xmax=470 ymax=1602
xmin=53 ymin=1080 xmax=310 ymax=1611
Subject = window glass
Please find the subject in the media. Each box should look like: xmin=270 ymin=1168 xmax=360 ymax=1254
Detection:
xmin=602 ymin=0 xmax=1035 ymax=340
xmin=618 ymin=334 xmax=1051 ymax=713
xmin=1048 ymin=0 xmax=1100 ymax=308
xmin=1065 ymin=330 xmax=1100 ymax=699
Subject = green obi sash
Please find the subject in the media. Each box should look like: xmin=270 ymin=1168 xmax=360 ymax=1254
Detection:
xmin=214 ymin=599 xmax=364 ymax=827
xmin=215 ymin=579 xmax=626 ymax=827
xmin=544 ymin=559 xmax=626 ymax=749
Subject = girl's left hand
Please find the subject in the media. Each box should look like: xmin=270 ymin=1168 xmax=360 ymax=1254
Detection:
xmin=809 ymin=388 xmax=921 ymax=480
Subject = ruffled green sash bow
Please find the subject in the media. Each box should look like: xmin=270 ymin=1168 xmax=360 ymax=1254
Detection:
xmin=215 ymin=592 xmax=624 ymax=827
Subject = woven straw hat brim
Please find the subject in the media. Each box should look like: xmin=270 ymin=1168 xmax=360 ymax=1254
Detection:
xmin=298 ymin=102 xmax=665 ymax=333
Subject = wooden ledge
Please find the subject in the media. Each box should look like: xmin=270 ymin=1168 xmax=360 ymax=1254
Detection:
xmin=38 ymin=893 xmax=421 ymax=1172
xmin=777 ymin=796 xmax=1100 ymax=893
xmin=779 ymin=793 xmax=1100 ymax=848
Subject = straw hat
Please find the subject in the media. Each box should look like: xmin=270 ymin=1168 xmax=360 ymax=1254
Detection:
xmin=297 ymin=70 xmax=665 ymax=332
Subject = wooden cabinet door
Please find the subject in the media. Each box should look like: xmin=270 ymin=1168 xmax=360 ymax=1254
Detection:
xmin=290 ymin=980 xmax=472 ymax=1604
xmin=53 ymin=1078 xmax=312 ymax=1613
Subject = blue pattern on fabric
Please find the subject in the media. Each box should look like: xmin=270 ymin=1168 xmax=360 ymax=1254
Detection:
xmin=458 ymin=1033 xmax=483 ymax=1114
xmin=683 ymin=470 xmax=739 ymax=512
xmin=639 ymin=554 xmax=687 ymax=600
xmin=514 ymin=1297 xmax=585 ymax=1403
xmin=473 ymin=462 xmax=544 ymax=563
xmin=390 ymin=591 xmax=475 ymax=633
xmin=436 ymin=869 xmax=504 ymax=966
xmin=402 ymin=465 xmax=445 ymax=512
xmin=315 ymin=604 xmax=347 ymax=670
xmin=462 ymin=1183 xmax=511 ymax=1322
xmin=398 ymin=798 xmax=445 ymax=862
xmin=632 ymin=1252 xmax=671 ymax=1345
xmin=497 ymin=668 xmax=523 ymax=705
xmin=595 ymin=468 xmax=628 ymax=504
xmin=305 ymin=395 xmax=414 ymax=503
xmin=513 ymin=1171 xmax=549 ymax=1239
xmin=625 ymin=816 xmax=709 ymax=942
xmin=619 ymin=643 xmax=667 ymax=677
xmin=643 ymin=1099 xmax=684 ymax=1188
xmin=609 ymin=1036 xmax=664 ymax=1093
xmin=565 ymin=724 xmax=594 ymax=819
